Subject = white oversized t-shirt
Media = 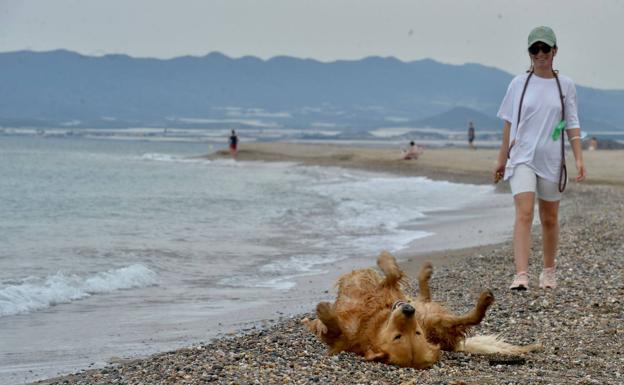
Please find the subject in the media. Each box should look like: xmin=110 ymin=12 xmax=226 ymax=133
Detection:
xmin=497 ymin=72 xmax=580 ymax=183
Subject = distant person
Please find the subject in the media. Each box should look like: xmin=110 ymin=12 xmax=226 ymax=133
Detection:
xmin=494 ymin=26 xmax=586 ymax=291
xmin=402 ymin=141 xmax=423 ymax=160
xmin=229 ymin=129 xmax=239 ymax=157
xmin=588 ymin=137 xmax=598 ymax=151
xmin=468 ymin=121 xmax=476 ymax=149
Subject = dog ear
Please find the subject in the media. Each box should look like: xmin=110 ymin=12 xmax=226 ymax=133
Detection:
xmin=365 ymin=348 xmax=388 ymax=362
xmin=316 ymin=302 xmax=341 ymax=338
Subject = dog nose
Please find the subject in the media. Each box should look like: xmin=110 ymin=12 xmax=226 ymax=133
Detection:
xmin=402 ymin=304 xmax=415 ymax=316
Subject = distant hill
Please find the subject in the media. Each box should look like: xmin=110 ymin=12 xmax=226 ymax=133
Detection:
xmin=0 ymin=50 xmax=622 ymax=131
xmin=410 ymin=106 xmax=502 ymax=131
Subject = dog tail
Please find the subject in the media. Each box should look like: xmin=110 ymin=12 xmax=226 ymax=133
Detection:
xmin=456 ymin=335 xmax=541 ymax=355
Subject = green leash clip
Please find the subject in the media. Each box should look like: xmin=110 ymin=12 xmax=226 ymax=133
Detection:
xmin=551 ymin=120 xmax=566 ymax=141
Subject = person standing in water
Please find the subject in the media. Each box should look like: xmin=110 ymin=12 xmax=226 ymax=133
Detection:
xmin=468 ymin=121 xmax=476 ymax=149
xmin=229 ymin=129 xmax=239 ymax=158
xmin=494 ymin=26 xmax=586 ymax=291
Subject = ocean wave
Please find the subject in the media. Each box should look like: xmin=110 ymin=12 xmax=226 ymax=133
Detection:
xmin=139 ymin=153 xmax=299 ymax=169
xmin=259 ymin=254 xmax=341 ymax=275
xmin=139 ymin=153 xmax=209 ymax=163
xmin=218 ymin=272 xmax=316 ymax=291
xmin=0 ymin=264 xmax=157 ymax=317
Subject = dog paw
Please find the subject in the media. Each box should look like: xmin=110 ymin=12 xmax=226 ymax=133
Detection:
xmin=377 ymin=250 xmax=396 ymax=266
xmin=479 ymin=289 xmax=495 ymax=307
xmin=301 ymin=318 xmax=328 ymax=336
xmin=419 ymin=262 xmax=433 ymax=281
xmin=316 ymin=323 xmax=328 ymax=336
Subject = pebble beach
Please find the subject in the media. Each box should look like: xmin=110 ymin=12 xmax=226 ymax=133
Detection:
xmin=33 ymin=144 xmax=623 ymax=385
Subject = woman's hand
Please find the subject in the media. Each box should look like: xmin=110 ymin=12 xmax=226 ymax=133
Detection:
xmin=575 ymin=159 xmax=586 ymax=182
xmin=493 ymin=162 xmax=505 ymax=183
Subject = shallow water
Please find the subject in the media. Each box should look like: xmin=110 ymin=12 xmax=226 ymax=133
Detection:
xmin=0 ymin=135 xmax=505 ymax=384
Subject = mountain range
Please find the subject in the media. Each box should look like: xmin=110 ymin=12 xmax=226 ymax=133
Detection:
xmin=1 ymin=50 xmax=623 ymax=132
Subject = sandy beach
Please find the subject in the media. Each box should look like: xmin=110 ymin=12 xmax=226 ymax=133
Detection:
xmin=209 ymin=143 xmax=624 ymax=187
xmin=33 ymin=143 xmax=623 ymax=385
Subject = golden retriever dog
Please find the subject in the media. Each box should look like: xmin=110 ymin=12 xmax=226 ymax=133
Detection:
xmin=302 ymin=251 xmax=539 ymax=368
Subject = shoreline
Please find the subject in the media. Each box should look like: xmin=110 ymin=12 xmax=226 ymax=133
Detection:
xmin=206 ymin=142 xmax=624 ymax=187
xmin=32 ymin=143 xmax=624 ymax=384
xmin=4 ymin=144 xmax=514 ymax=385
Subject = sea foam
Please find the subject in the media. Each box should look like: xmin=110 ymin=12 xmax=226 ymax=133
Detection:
xmin=139 ymin=153 xmax=207 ymax=163
xmin=0 ymin=264 xmax=157 ymax=317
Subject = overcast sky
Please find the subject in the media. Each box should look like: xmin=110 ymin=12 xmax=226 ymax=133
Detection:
xmin=2 ymin=0 xmax=623 ymax=89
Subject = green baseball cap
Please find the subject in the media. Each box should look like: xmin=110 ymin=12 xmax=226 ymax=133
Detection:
xmin=528 ymin=26 xmax=557 ymax=47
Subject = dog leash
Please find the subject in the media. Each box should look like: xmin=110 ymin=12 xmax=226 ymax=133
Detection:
xmin=508 ymin=70 xmax=567 ymax=192
xmin=553 ymin=72 xmax=567 ymax=192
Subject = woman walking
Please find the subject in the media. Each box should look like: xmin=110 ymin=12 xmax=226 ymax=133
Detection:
xmin=494 ymin=26 xmax=586 ymax=290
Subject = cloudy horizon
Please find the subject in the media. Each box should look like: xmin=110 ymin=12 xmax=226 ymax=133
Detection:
xmin=1 ymin=0 xmax=623 ymax=90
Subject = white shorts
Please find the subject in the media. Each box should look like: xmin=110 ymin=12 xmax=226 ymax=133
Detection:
xmin=509 ymin=164 xmax=562 ymax=202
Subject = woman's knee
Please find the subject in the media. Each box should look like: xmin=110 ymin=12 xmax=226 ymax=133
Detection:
xmin=539 ymin=211 xmax=559 ymax=229
xmin=515 ymin=207 xmax=534 ymax=226
xmin=514 ymin=193 xmax=535 ymax=226
xmin=539 ymin=201 xmax=560 ymax=229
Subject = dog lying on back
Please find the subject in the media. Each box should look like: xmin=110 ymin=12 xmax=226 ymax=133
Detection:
xmin=302 ymin=251 xmax=539 ymax=368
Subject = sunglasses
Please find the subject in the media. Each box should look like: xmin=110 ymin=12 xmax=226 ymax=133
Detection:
xmin=529 ymin=42 xmax=552 ymax=55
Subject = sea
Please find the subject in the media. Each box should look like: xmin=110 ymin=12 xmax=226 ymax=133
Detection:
xmin=0 ymin=135 xmax=506 ymax=384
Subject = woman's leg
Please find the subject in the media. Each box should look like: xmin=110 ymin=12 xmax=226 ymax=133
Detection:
xmin=538 ymin=199 xmax=560 ymax=269
xmin=513 ymin=192 xmax=536 ymax=273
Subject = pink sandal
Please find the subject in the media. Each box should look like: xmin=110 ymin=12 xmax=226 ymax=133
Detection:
xmin=509 ymin=272 xmax=529 ymax=291
xmin=539 ymin=267 xmax=557 ymax=289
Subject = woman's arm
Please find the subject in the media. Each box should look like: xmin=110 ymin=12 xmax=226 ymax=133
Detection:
xmin=566 ymin=128 xmax=586 ymax=182
xmin=493 ymin=121 xmax=511 ymax=181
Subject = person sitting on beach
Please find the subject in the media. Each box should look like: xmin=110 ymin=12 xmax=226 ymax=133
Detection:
xmin=402 ymin=141 xmax=423 ymax=160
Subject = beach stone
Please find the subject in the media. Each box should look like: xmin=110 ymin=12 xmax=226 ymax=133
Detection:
xmin=34 ymin=184 xmax=624 ymax=385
